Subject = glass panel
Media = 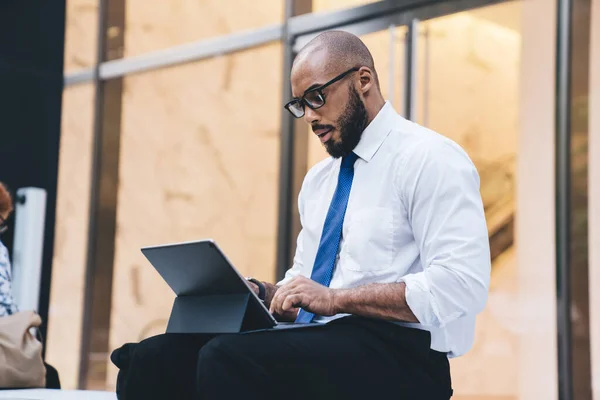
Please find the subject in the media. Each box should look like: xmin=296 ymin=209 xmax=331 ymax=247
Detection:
xmin=45 ymin=84 xmax=95 ymax=389
xmin=124 ymin=0 xmax=284 ymax=57
xmin=105 ymin=42 xmax=283 ymax=389
xmin=590 ymin=0 xmax=600 ymax=393
xmin=306 ymin=26 xmax=406 ymax=168
xmin=313 ymin=0 xmax=380 ymax=13
xmin=569 ymin=2 xmax=593 ymax=399
xmin=417 ymin=2 xmax=558 ymax=399
xmin=64 ymin=0 xmax=99 ymax=72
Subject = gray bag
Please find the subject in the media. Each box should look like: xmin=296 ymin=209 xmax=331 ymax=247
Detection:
xmin=0 ymin=310 xmax=46 ymax=388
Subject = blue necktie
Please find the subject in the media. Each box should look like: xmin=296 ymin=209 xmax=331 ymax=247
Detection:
xmin=295 ymin=152 xmax=359 ymax=323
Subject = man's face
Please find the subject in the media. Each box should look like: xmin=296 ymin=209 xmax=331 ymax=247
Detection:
xmin=290 ymin=51 xmax=369 ymax=158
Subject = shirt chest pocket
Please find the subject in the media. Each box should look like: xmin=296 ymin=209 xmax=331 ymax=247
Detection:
xmin=342 ymin=207 xmax=394 ymax=272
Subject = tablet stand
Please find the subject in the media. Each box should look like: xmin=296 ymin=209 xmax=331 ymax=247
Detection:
xmin=166 ymin=293 xmax=273 ymax=334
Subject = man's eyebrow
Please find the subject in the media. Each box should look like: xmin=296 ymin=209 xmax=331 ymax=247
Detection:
xmin=303 ymin=83 xmax=322 ymax=94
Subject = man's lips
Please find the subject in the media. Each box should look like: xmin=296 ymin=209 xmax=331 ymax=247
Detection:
xmin=313 ymin=127 xmax=333 ymax=137
xmin=315 ymin=128 xmax=334 ymax=143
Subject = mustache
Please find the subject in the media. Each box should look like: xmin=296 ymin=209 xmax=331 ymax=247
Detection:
xmin=311 ymin=124 xmax=335 ymax=132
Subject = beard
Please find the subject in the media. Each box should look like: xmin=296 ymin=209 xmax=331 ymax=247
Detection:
xmin=324 ymin=85 xmax=369 ymax=158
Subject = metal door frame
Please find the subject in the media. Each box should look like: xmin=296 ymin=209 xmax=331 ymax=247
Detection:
xmin=60 ymin=0 xmax=586 ymax=397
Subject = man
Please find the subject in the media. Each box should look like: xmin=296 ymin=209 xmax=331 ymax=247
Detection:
xmin=112 ymin=31 xmax=490 ymax=400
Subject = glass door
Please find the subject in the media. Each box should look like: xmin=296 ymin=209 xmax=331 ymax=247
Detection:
xmin=292 ymin=1 xmax=559 ymax=398
xmin=415 ymin=2 xmax=558 ymax=399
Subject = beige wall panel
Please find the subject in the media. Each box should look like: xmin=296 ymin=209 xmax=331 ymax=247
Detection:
xmin=589 ymin=0 xmax=600 ymax=397
xmin=125 ymin=0 xmax=283 ymax=57
xmin=517 ymin=0 xmax=558 ymax=398
xmin=45 ymin=84 xmax=95 ymax=389
xmin=105 ymin=43 xmax=283 ymax=389
xmin=64 ymin=0 xmax=98 ymax=72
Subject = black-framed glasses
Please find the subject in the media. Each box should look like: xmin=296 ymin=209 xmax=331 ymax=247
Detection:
xmin=284 ymin=67 xmax=360 ymax=118
xmin=0 ymin=216 xmax=7 ymax=235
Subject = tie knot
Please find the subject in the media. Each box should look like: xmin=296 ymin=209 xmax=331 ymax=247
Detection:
xmin=341 ymin=152 xmax=358 ymax=169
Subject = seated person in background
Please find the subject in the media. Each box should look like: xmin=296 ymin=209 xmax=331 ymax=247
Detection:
xmin=0 ymin=181 xmax=60 ymax=389
xmin=0 ymin=182 xmax=18 ymax=317
xmin=112 ymin=31 xmax=491 ymax=400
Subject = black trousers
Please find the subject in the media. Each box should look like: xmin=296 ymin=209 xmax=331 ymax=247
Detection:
xmin=44 ymin=362 xmax=61 ymax=389
xmin=111 ymin=316 xmax=452 ymax=400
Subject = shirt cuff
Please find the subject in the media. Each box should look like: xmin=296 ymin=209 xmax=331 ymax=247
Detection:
xmin=400 ymin=273 xmax=441 ymax=327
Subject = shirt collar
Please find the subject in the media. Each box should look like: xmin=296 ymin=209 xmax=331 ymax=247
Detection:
xmin=353 ymin=101 xmax=396 ymax=162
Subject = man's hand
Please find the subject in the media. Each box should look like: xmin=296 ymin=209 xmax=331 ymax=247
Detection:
xmin=269 ymin=276 xmax=337 ymax=318
xmin=247 ymin=280 xmax=260 ymax=296
xmin=246 ymin=279 xmax=280 ymax=309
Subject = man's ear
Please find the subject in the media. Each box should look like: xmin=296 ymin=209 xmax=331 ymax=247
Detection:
xmin=358 ymin=67 xmax=375 ymax=94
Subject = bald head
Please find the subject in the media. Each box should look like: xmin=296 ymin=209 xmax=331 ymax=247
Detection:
xmin=293 ymin=31 xmax=379 ymax=87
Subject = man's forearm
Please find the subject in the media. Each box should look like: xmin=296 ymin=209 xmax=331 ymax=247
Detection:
xmin=333 ymin=282 xmax=419 ymax=323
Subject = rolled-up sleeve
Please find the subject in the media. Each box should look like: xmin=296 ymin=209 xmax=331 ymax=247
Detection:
xmin=398 ymin=139 xmax=491 ymax=328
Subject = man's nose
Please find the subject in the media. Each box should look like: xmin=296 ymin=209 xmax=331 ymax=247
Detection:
xmin=303 ymin=106 xmax=319 ymax=125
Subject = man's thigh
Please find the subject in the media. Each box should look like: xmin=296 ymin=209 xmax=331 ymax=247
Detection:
xmin=197 ymin=317 xmax=448 ymax=399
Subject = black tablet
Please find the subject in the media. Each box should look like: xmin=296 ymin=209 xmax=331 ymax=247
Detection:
xmin=141 ymin=239 xmax=278 ymax=332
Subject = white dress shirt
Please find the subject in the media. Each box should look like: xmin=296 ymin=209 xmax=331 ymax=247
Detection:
xmin=278 ymin=101 xmax=491 ymax=358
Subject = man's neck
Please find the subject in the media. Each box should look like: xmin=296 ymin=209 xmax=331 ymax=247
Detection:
xmin=365 ymin=96 xmax=386 ymax=126
xmin=360 ymin=97 xmax=386 ymax=134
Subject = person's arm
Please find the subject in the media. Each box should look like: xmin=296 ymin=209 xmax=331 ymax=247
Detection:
xmin=270 ymin=139 xmax=490 ymax=326
xmin=270 ymin=276 xmax=417 ymax=322
xmin=0 ymin=242 xmax=18 ymax=317
xmin=333 ymin=282 xmax=416 ymax=322
xmin=395 ymin=139 xmax=491 ymax=327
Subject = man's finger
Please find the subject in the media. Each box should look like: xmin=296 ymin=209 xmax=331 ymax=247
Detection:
xmin=269 ymin=289 xmax=281 ymax=314
xmin=274 ymin=282 xmax=296 ymax=304
xmin=282 ymin=294 xmax=303 ymax=312
xmin=277 ymin=288 xmax=296 ymax=315
xmin=270 ymin=285 xmax=292 ymax=315
xmin=269 ymin=289 xmax=283 ymax=314
xmin=270 ymin=278 xmax=311 ymax=315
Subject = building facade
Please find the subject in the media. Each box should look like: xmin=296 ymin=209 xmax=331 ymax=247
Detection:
xmin=40 ymin=0 xmax=600 ymax=399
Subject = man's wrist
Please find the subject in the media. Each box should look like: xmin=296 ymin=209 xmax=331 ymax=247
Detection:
xmin=246 ymin=278 xmax=266 ymax=301
xmin=331 ymin=288 xmax=346 ymax=315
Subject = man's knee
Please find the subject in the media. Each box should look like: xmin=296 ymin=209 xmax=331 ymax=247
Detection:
xmin=135 ymin=335 xmax=174 ymax=358
xmin=112 ymin=336 xmax=178 ymax=385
